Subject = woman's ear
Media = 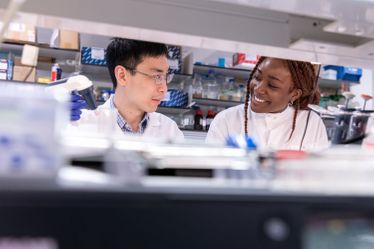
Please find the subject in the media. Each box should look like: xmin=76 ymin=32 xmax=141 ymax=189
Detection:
xmin=290 ymin=89 xmax=302 ymax=103
xmin=115 ymin=65 xmax=127 ymax=87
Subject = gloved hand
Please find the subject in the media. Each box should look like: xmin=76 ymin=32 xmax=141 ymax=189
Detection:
xmin=70 ymin=91 xmax=88 ymax=121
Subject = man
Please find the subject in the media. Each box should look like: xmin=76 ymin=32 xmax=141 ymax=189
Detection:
xmin=69 ymin=38 xmax=183 ymax=141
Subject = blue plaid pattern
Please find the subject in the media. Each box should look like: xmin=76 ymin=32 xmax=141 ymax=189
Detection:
xmin=110 ymin=95 xmax=149 ymax=134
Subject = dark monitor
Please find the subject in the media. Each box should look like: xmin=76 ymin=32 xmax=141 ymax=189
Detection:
xmin=0 ymin=188 xmax=374 ymax=249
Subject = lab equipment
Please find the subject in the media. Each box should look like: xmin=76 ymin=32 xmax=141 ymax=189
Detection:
xmin=70 ymin=92 xmax=88 ymax=121
xmin=0 ymin=82 xmax=65 ymax=181
xmin=47 ymin=75 xmax=97 ymax=111
xmin=50 ymin=63 xmax=62 ymax=81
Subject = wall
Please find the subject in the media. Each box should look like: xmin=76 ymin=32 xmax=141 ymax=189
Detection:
xmin=350 ymin=69 xmax=374 ymax=110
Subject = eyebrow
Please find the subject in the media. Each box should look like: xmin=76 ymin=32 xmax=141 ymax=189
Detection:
xmin=149 ymin=67 xmax=169 ymax=73
xmin=257 ymin=69 xmax=282 ymax=82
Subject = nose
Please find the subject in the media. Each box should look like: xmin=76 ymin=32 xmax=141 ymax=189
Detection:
xmin=157 ymin=81 xmax=167 ymax=93
xmin=254 ymin=80 xmax=266 ymax=95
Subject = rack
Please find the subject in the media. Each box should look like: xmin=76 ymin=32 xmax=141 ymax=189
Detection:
xmin=318 ymin=78 xmax=359 ymax=89
xmin=157 ymin=106 xmax=191 ymax=115
xmin=0 ymin=79 xmax=47 ymax=85
xmin=0 ymin=41 xmax=79 ymax=61
xmin=193 ymin=64 xmax=251 ymax=81
xmin=193 ymin=97 xmax=242 ymax=108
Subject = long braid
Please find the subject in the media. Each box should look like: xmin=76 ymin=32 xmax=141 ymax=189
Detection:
xmin=289 ymin=101 xmax=299 ymax=140
xmin=286 ymin=60 xmax=319 ymax=141
xmin=244 ymin=57 xmax=266 ymax=135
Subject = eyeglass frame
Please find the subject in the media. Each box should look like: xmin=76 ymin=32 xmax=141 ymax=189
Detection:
xmin=123 ymin=66 xmax=174 ymax=85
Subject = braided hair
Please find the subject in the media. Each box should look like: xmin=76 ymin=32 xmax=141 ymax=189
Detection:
xmin=244 ymin=57 xmax=320 ymax=141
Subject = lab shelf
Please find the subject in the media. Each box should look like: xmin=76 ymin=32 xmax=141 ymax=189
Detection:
xmin=193 ymin=97 xmax=243 ymax=108
xmin=157 ymin=106 xmax=191 ymax=115
xmin=0 ymin=79 xmax=47 ymax=85
xmin=0 ymin=41 xmax=79 ymax=61
xmin=181 ymin=129 xmax=207 ymax=140
xmin=193 ymin=64 xmax=251 ymax=81
xmin=318 ymin=77 xmax=360 ymax=89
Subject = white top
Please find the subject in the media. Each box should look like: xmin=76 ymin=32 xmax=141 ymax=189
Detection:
xmin=206 ymin=104 xmax=329 ymax=151
xmin=65 ymin=98 xmax=184 ymax=141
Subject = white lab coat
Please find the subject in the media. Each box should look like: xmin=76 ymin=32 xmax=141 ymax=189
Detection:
xmin=206 ymin=104 xmax=329 ymax=151
xmin=65 ymin=98 xmax=184 ymax=141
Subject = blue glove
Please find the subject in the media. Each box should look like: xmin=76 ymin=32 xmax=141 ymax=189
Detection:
xmin=70 ymin=91 xmax=88 ymax=121
xmin=226 ymin=135 xmax=257 ymax=150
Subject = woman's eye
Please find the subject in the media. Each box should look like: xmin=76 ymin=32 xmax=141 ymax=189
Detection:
xmin=268 ymin=83 xmax=278 ymax=89
xmin=253 ymin=75 xmax=261 ymax=81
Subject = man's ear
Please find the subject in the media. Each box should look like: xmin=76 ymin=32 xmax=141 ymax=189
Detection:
xmin=291 ymin=88 xmax=302 ymax=103
xmin=115 ymin=65 xmax=127 ymax=87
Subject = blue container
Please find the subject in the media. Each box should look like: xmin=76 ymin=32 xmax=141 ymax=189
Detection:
xmin=81 ymin=47 xmax=107 ymax=66
xmin=167 ymin=46 xmax=182 ymax=74
xmin=159 ymin=89 xmax=188 ymax=107
xmin=323 ymin=65 xmax=362 ymax=83
xmin=341 ymin=67 xmax=362 ymax=82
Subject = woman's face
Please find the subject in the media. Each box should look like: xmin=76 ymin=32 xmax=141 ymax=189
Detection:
xmin=250 ymin=58 xmax=301 ymax=113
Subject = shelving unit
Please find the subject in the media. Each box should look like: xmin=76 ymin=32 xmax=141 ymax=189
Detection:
xmin=181 ymin=129 xmax=207 ymax=141
xmin=0 ymin=79 xmax=47 ymax=85
xmin=193 ymin=97 xmax=242 ymax=108
xmin=0 ymin=41 xmax=79 ymax=61
xmin=0 ymin=41 xmax=114 ymax=84
xmin=157 ymin=106 xmax=191 ymax=115
xmin=193 ymin=64 xmax=251 ymax=81
xmin=318 ymin=78 xmax=359 ymax=89
xmin=1 ymin=37 xmax=364 ymax=142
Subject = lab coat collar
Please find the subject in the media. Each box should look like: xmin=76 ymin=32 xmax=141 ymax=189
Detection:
xmin=147 ymin=112 xmax=161 ymax=127
xmin=251 ymin=105 xmax=294 ymax=130
xmin=100 ymin=95 xmax=161 ymax=129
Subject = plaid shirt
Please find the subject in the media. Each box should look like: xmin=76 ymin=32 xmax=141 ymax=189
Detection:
xmin=110 ymin=95 xmax=149 ymax=134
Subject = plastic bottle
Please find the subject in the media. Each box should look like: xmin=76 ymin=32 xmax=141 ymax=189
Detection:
xmin=219 ymin=77 xmax=232 ymax=101
xmin=6 ymin=52 xmax=14 ymax=81
xmin=194 ymin=109 xmax=204 ymax=130
xmin=227 ymin=78 xmax=236 ymax=101
xmin=181 ymin=109 xmax=195 ymax=130
xmin=51 ymin=63 xmax=62 ymax=81
xmin=238 ymin=84 xmax=245 ymax=102
xmin=205 ymin=70 xmax=219 ymax=99
xmin=205 ymin=109 xmax=216 ymax=131
xmin=192 ymin=75 xmax=203 ymax=98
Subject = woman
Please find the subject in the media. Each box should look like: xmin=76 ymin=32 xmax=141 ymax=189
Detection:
xmin=206 ymin=57 xmax=329 ymax=151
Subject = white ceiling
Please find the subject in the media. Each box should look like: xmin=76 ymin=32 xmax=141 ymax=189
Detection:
xmin=212 ymin=0 xmax=374 ymax=37
xmin=1 ymin=0 xmax=374 ymax=68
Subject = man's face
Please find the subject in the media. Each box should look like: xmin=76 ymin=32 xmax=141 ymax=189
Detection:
xmin=124 ymin=55 xmax=169 ymax=113
xmin=250 ymin=58 xmax=300 ymax=113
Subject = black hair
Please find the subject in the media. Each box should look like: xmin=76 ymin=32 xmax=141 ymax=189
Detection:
xmin=106 ymin=38 xmax=168 ymax=89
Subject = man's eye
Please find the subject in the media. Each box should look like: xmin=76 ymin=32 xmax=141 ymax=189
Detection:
xmin=154 ymin=75 xmax=163 ymax=81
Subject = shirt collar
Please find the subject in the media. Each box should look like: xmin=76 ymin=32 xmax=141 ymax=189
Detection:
xmin=109 ymin=95 xmax=149 ymax=134
xmin=251 ymin=105 xmax=294 ymax=129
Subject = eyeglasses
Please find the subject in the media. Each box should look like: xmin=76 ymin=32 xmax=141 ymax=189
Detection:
xmin=125 ymin=66 xmax=174 ymax=85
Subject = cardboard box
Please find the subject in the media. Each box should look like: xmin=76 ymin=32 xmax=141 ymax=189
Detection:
xmin=0 ymin=59 xmax=8 ymax=70
xmin=232 ymin=53 xmax=259 ymax=68
xmin=59 ymin=30 xmax=80 ymax=50
xmin=4 ymin=22 xmax=36 ymax=43
xmin=13 ymin=65 xmax=36 ymax=82
xmin=13 ymin=59 xmax=36 ymax=82
xmin=0 ymin=70 xmax=7 ymax=80
xmin=37 ymin=27 xmax=55 ymax=46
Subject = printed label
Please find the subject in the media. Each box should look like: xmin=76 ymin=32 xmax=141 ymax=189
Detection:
xmin=91 ymin=48 xmax=105 ymax=60
xmin=163 ymin=91 xmax=171 ymax=101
